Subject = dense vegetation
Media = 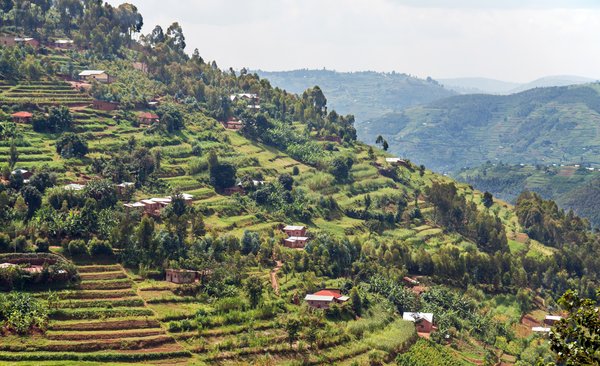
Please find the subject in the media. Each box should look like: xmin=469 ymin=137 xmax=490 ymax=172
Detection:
xmin=0 ymin=0 xmax=597 ymax=365
xmin=458 ymin=162 xmax=600 ymax=227
xmin=364 ymin=84 xmax=600 ymax=173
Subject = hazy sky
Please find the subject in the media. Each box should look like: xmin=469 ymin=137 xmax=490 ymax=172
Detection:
xmin=107 ymin=0 xmax=600 ymax=82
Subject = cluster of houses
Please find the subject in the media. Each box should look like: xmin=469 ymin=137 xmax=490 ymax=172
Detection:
xmin=123 ymin=193 xmax=193 ymax=217
xmin=230 ymin=93 xmax=260 ymax=110
xmin=532 ymin=315 xmax=563 ymax=333
xmin=282 ymin=225 xmax=309 ymax=249
xmin=0 ymin=35 xmax=76 ymax=49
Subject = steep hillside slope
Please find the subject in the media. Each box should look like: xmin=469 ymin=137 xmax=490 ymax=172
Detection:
xmin=457 ymin=162 xmax=600 ymax=227
xmin=255 ymin=69 xmax=456 ymax=128
xmin=363 ymin=83 xmax=600 ymax=173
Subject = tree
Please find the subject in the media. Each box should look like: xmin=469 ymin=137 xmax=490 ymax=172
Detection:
xmin=8 ymin=140 xmax=18 ymax=169
xmin=241 ymin=230 xmax=260 ymax=255
xmin=350 ymin=287 xmax=362 ymax=316
xmin=210 ymin=162 xmax=237 ymax=191
xmin=245 ymin=276 xmax=263 ymax=309
xmin=21 ymin=185 xmax=42 ymax=218
xmin=278 ymin=174 xmax=294 ymax=191
xmin=548 ymin=289 xmax=600 ymax=365
xmin=329 ymin=156 xmax=354 ymax=182
xmin=56 ymin=133 xmax=88 ymax=158
xmin=482 ymin=191 xmax=494 ymax=208
xmin=382 ymin=140 xmax=389 ymax=151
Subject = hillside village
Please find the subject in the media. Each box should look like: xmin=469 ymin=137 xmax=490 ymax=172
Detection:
xmin=0 ymin=2 xmax=598 ymax=365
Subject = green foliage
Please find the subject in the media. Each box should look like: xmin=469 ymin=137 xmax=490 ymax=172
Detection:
xmin=55 ymin=133 xmax=88 ymax=158
xmin=0 ymin=292 xmax=48 ymax=334
xmin=397 ymin=339 xmax=466 ymax=366
xmin=32 ymin=106 xmax=73 ymax=133
xmin=548 ymin=289 xmax=600 ymax=365
xmin=244 ymin=275 xmax=264 ymax=309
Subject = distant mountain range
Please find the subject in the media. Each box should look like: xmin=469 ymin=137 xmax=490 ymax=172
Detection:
xmin=255 ymin=69 xmax=456 ymax=123
xmin=361 ymin=83 xmax=600 ymax=174
xmin=439 ymin=75 xmax=597 ymax=95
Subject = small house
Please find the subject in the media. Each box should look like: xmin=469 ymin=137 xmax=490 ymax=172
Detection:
xmin=138 ymin=112 xmax=159 ymax=125
xmin=64 ymin=183 xmax=85 ymax=191
xmin=544 ymin=315 xmax=562 ymax=326
xmin=283 ymin=225 xmax=307 ymax=237
xmin=304 ymin=289 xmax=349 ymax=309
xmin=116 ymin=182 xmax=135 ymax=195
xmin=54 ymin=39 xmax=74 ymax=49
xmin=230 ymin=93 xmax=259 ymax=103
xmin=403 ymin=312 xmax=434 ymax=333
xmin=283 ymin=236 xmax=309 ymax=249
xmin=385 ymin=158 xmax=409 ymax=168
xmin=15 ymin=37 xmax=39 ymax=47
xmin=123 ymin=202 xmax=146 ymax=213
xmin=93 ymin=100 xmax=119 ymax=111
xmin=11 ymin=168 xmax=32 ymax=180
xmin=223 ymin=118 xmax=243 ymax=130
xmin=165 ymin=269 xmax=197 ymax=284
xmin=11 ymin=111 xmax=32 ymax=123
xmin=532 ymin=327 xmax=551 ymax=333
xmin=78 ymin=70 xmax=110 ymax=83
xmin=141 ymin=199 xmax=160 ymax=215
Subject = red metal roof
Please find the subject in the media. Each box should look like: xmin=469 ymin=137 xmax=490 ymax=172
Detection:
xmin=313 ymin=289 xmax=342 ymax=298
xmin=12 ymin=111 xmax=32 ymax=118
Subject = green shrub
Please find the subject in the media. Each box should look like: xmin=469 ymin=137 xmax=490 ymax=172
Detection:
xmin=88 ymin=238 xmax=113 ymax=256
xmin=67 ymin=239 xmax=87 ymax=256
xmin=35 ymin=238 xmax=50 ymax=253
xmin=0 ymin=292 xmax=49 ymax=334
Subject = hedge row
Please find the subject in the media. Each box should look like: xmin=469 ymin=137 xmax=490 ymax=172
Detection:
xmin=0 ymin=350 xmax=192 ymax=362
xmin=49 ymin=308 xmax=153 ymax=320
xmin=58 ymin=298 xmax=144 ymax=309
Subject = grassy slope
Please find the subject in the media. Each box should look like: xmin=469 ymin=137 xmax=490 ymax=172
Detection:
xmin=0 ymin=51 xmax=559 ymax=365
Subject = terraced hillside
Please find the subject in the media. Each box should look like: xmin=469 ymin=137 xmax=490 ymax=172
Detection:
xmin=0 ymin=264 xmax=192 ymax=364
xmin=362 ymin=83 xmax=600 ymax=173
xmin=0 ymin=80 xmax=92 ymax=106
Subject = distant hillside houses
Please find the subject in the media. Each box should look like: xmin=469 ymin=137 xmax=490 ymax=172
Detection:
xmin=0 ymin=35 xmax=39 ymax=47
xmin=282 ymin=225 xmax=309 ymax=249
xmin=78 ymin=70 xmax=111 ymax=83
xmin=124 ymin=193 xmax=193 ymax=217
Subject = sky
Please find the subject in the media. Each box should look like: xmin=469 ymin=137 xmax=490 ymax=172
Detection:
xmin=107 ymin=0 xmax=600 ymax=82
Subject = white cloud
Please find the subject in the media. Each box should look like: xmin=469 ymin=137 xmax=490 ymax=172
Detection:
xmin=107 ymin=0 xmax=600 ymax=81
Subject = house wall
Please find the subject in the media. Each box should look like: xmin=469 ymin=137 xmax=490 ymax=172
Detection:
xmin=284 ymin=229 xmax=306 ymax=237
xmin=307 ymin=300 xmax=331 ymax=309
xmin=415 ymin=320 xmax=433 ymax=333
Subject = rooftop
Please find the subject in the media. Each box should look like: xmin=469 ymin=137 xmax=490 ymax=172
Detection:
xmin=304 ymin=294 xmax=335 ymax=302
xmin=403 ymin=312 xmax=434 ymax=323
xmin=284 ymin=225 xmax=306 ymax=231
xmin=79 ymin=70 xmax=106 ymax=76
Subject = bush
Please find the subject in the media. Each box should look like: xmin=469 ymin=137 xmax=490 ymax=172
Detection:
xmin=35 ymin=238 xmax=50 ymax=253
xmin=0 ymin=292 xmax=49 ymax=334
xmin=88 ymin=239 xmax=113 ymax=257
xmin=67 ymin=239 xmax=87 ymax=257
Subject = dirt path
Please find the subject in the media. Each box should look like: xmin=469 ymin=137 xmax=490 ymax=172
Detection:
xmin=270 ymin=260 xmax=283 ymax=295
